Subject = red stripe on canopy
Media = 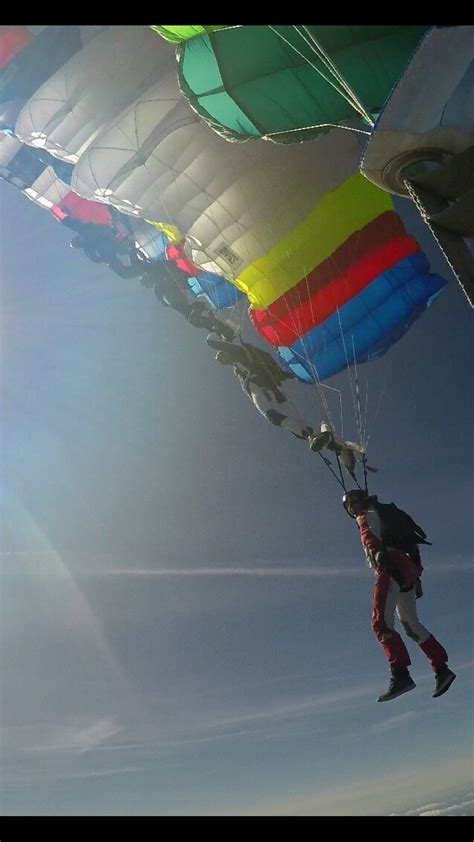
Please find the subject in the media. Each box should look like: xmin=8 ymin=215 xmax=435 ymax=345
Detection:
xmin=250 ymin=235 xmax=420 ymax=346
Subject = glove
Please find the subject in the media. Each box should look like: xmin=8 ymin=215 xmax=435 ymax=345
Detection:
xmin=374 ymin=551 xmax=406 ymax=589
xmin=374 ymin=550 xmax=390 ymax=570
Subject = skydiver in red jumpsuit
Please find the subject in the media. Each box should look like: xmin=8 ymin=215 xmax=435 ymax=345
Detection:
xmin=343 ymin=489 xmax=456 ymax=702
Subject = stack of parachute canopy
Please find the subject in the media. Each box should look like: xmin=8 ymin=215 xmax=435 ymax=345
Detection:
xmin=0 ymin=26 xmax=108 ymax=133
xmin=70 ymin=63 xmax=445 ymax=381
xmin=14 ymin=26 xmax=174 ymax=164
xmin=1 ymin=23 xmax=448 ymax=383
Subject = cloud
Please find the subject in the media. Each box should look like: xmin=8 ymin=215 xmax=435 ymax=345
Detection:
xmin=81 ymin=729 xmax=258 ymax=753
xmin=241 ymin=754 xmax=473 ymax=816
xmin=392 ymin=792 xmax=474 ymax=816
xmin=371 ymin=711 xmax=419 ymax=733
xmin=189 ymin=682 xmax=378 ymax=731
xmin=2 ymin=552 xmax=472 ymax=578
xmin=0 ymin=559 xmax=363 ymax=578
xmin=86 ymin=566 xmax=364 ymax=578
xmin=3 ymin=717 xmax=121 ymax=755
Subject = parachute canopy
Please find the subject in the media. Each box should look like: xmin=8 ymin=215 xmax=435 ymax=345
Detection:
xmin=0 ymin=26 xmax=33 ymax=70
xmin=22 ymin=165 xmax=70 ymax=210
xmin=166 ymin=241 xmax=243 ymax=309
xmin=7 ymin=24 xmax=447 ymax=385
xmin=150 ymin=25 xmax=229 ymax=44
xmin=360 ymin=25 xmax=474 ymax=196
xmin=68 ymin=49 xmax=446 ymax=382
xmin=15 ymin=27 xmax=174 ymax=163
xmin=176 ymin=25 xmax=429 ymax=142
xmin=0 ymin=133 xmax=44 ymax=187
xmin=50 ymin=190 xmax=115 ymax=226
xmin=0 ymin=26 xmax=106 ymax=107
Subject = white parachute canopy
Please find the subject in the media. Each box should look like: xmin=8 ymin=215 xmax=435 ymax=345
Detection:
xmin=0 ymin=133 xmax=22 ymax=169
xmin=360 ymin=26 xmax=474 ymax=196
xmin=23 ymin=165 xmax=70 ymax=210
xmin=15 ymin=26 xmax=174 ymax=164
xmin=0 ymin=26 xmax=108 ymax=133
xmin=71 ymin=66 xmax=362 ymax=282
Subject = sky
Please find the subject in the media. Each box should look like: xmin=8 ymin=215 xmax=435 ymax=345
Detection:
xmin=1 ymin=169 xmax=473 ymax=820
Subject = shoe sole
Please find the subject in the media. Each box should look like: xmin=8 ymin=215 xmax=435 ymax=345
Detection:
xmin=377 ymin=682 xmax=416 ymax=702
xmin=432 ymin=673 xmax=456 ymax=698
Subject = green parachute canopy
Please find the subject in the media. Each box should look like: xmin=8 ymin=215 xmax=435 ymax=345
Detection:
xmin=149 ymin=25 xmax=228 ymax=44
xmin=176 ymin=25 xmax=429 ymax=142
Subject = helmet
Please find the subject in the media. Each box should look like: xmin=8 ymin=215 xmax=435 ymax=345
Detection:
xmin=342 ymin=489 xmax=375 ymax=518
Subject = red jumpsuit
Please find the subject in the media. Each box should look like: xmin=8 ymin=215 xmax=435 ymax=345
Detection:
xmin=356 ymin=510 xmax=448 ymax=672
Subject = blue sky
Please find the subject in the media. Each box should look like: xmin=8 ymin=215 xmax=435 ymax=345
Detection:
xmin=1 ymin=180 xmax=473 ymax=818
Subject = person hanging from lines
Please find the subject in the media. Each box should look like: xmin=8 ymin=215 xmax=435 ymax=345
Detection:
xmin=112 ymin=256 xmax=236 ymax=341
xmin=309 ymin=421 xmax=377 ymax=479
xmin=343 ymin=489 xmax=456 ymax=702
xmin=68 ymin=220 xmax=141 ymax=271
xmin=207 ymin=333 xmax=314 ymax=441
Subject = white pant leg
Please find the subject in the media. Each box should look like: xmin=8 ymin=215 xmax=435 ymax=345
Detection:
xmin=382 ymin=576 xmax=400 ymax=631
xmin=396 ymin=589 xmax=431 ymax=644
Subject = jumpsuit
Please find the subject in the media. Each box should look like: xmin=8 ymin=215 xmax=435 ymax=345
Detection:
xmin=356 ymin=509 xmax=448 ymax=672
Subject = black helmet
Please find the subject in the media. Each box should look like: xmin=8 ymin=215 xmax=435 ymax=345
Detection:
xmin=342 ymin=489 xmax=375 ymax=518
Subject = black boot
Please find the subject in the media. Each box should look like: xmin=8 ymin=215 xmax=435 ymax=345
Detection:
xmin=187 ymin=303 xmax=209 ymax=328
xmin=377 ymin=668 xmax=416 ymax=702
xmin=432 ymin=665 xmax=456 ymax=698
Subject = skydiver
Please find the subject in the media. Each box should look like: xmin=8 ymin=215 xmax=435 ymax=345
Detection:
xmin=208 ymin=334 xmax=314 ymax=441
xmin=342 ymin=489 xmax=456 ymax=702
xmin=111 ymin=257 xmax=235 ymax=341
xmin=69 ymin=222 xmax=139 ymax=268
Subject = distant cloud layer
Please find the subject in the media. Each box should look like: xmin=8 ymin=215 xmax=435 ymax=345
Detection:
xmin=393 ymin=791 xmax=474 ymax=816
xmin=242 ymin=756 xmax=473 ymax=816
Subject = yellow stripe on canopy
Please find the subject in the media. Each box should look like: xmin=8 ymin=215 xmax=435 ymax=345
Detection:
xmin=234 ymin=174 xmax=393 ymax=308
xmin=144 ymin=219 xmax=183 ymax=243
